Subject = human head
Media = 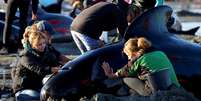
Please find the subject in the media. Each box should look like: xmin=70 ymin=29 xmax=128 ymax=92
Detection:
xmin=123 ymin=37 xmax=151 ymax=59
xmin=34 ymin=20 xmax=55 ymax=44
xmin=21 ymin=25 xmax=37 ymax=44
xmin=127 ymin=0 xmax=158 ymax=22
xmin=28 ymin=30 xmax=47 ymax=53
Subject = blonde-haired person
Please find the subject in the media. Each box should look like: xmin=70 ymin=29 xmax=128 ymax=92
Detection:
xmin=34 ymin=21 xmax=70 ymax=65
xmin=102 ymin=37 xmax=180 ymax=96
xmin=23 ymin=22 xmax=70 ymax=65
xmin=12 ymin=29 xmax=67 ymax=100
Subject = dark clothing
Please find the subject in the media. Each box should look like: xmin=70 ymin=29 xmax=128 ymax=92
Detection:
xmin=13 ymin=44 xmax=61 ymax=93
xmin=3 ymin=0 xmax=38 ymax=48
xmin=71 ymin=1 xmax=128 ymax=40
xmin=32 ymin=0 xmax=39 ymax=15
xmin=123 ymin=77 xmax=151 ymax=96
xmin=123 ymin=69 xmax=173 ymax=96
xmin=41 ymin=0 xmax=63 ymax=13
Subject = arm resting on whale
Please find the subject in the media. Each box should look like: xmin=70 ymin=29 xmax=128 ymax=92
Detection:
xmin=102 ymin=62 xmax=118 ymax=78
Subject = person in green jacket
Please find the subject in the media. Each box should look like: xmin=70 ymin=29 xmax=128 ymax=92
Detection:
xmin=102 ymin=37 xmax=180 ymax=96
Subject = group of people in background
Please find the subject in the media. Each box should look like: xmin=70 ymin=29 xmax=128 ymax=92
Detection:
xmin=70 ymin=0 xmax=165 ymax=54
xmin=0 ymin=0 xmax=182 ymax=100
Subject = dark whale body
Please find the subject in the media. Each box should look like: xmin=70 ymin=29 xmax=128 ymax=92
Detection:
xmin=41 ymin=6 xmax=201 ymax=100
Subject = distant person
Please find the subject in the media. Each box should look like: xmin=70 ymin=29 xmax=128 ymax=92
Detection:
xmin=34 ymin=20 xmax=70 ymax=65
xmin=69 ymin=0 xmax=84 ymax=18
xmin=12 ymin=25 xmax=69 ymax=100
xmin=102 ymin=37 xmax=180 ymax=96
xmin=22 ymin=21 xmax=70 ymax=65
xmin=0 ymin=0 xmax=39 ymax=54
xmin=131 ymin=0 xmax=184 ymax=34
xmin=70 ymin=0 xmax=132 ymax=54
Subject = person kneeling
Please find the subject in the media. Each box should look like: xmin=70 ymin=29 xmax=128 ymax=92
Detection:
xmin=12 ymin=27 xmax=67 ymax=101
xmin=102 ymin=37 xmax=180 ymax=96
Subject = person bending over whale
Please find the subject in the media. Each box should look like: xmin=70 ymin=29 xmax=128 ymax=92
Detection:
xmin=70 ymin=0 xmax=131 ymax=54
xmin=102 ymin=37 xmax=180 ymax=96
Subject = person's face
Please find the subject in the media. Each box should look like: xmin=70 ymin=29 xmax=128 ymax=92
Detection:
xmin=32 ymin=38 xmax=46 ymax=53
xmin=123 ymin=49 xmax=139 ymax=60
xmin=124 ymin=48 xmax=135 ymax=60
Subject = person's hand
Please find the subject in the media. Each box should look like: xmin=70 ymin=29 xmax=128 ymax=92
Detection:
xmin=98 ymin=40 xmax=105 ymax=47
xmin=51 ymin=66 xmax=60 ymax=74
xmin=102 ymin=62 xmax=112 ymax=74
xmin=59 ymin=55 xmax=70 ymax=65
xmin=32 ymin=13 xmax=38 ymax=20
xmin=102 ymin=62 xmax=117 ymax=78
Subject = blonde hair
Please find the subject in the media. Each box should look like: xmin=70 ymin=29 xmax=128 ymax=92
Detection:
xmin=124 ymin=37 xmax=151 ymax=55
xmin=22 ymin=24 xmax=50 ymax=44
xmin=28 ymin=30 xmax=47 ymax=48
xmin=23 ymin=26 xmax=32 ymax=40
xmin=34 ymin=22 xmax=52 ymax=44
xmin=22 ymin=25 xmax=39 ymax=39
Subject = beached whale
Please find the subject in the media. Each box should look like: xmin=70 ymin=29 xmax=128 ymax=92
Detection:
xmin=0 ymin=7 xmax=73 ymax=45
xmin=41 ymin=5 xmax=201 ymax=100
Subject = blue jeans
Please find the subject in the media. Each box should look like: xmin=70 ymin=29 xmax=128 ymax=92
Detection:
xmin=71 ymin=30 xmax=100 ymax=54
xmin=15 ymin=89 xmax=40 ymax=101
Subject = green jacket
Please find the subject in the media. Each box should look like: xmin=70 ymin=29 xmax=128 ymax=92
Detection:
xmin=117 ymin=51 xmax=180 ymax=87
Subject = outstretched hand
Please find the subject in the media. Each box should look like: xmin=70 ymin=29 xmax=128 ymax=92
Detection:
xmin=51 ymin=66 xmax=61 ymax=74
xmin=102 ymin=61 xmax=117 ymax=78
